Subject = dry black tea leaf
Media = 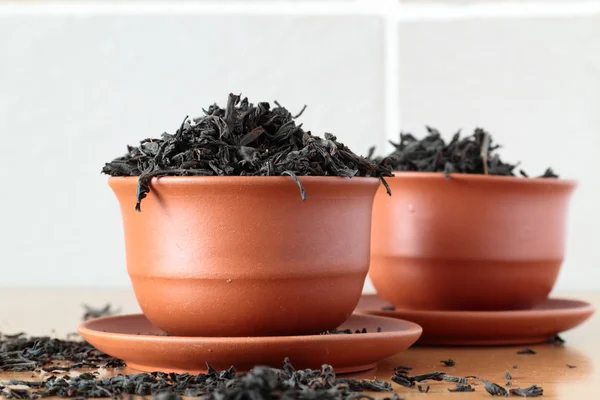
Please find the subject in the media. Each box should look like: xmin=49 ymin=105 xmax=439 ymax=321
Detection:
xmin=394 ymin=365 xmax=413 ymax=371
xmin=391 ymin=370 xmax=448 ymax=389
xmin=448 ymin=384 xmax=475 ymax=392
xmin=322 ymin=328 xmax=374 ymax=335
xmin=391 ymin=373 xmax=414 ymax=388
xmin=413 ymin=372 xmax=447 ymax=382
xmin=441 ymin=359 xmax=455 ymax=367
xmin=368 ymin=127 xmax=557 ymax=179
xmin=540 ymin=168 xmax=558 ymax=178
xmin=382 ymin=305 xmax=396 ymax=311
xmin=443 ymin=375 xmax=467 ymax=384
xmin=505 ymin=371 xmax=512 ymax=388
xmin=483 ymin=381 xmax=509 ymax=396
xmin=509 ymin=385 xmax=544 ymax=397
xmin=566 ymin=364 xmax=577 ymax=368
xmin=82 ymin=304 xmax=121 ymax=321
xmin=336 ymin=378 xmax=392 ymax=392
xmin=517 ymin=348 xmax=537 ymax=355
xmin=102 ymin=93 xmax=393 ymax=211
xmin=548 ymin=335 xmax=565 ymax=345
xmin=417 ymin=383 xmax=430 ymax=393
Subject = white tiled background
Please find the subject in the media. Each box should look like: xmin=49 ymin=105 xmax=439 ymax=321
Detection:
xmin=0 ymin=0 xmax=598 ymax=292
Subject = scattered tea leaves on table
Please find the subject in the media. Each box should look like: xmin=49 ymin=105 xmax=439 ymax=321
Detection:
xmin=510 ymin=384 xmax=544 ymax=397
xmin=483 ymin=380 xmax=509 ymax=396
xmin=368 ymin=127 xmax=558 ymax=178
xmin=448 ymin=384 xmax=475 ymax=392
xmin=441 ymin=359 xmax=456 ymax=367
xmin=0 ymin=332 xmax=124 ymax=372
xmin=1 ymin=329 xmax=548 ymax=399
xmin=102 ymin=93 xmax=393 ymax=211
xmin=390 ymin=370 xmax=544 ymax=397
xmin=391 ymin=370 xmax=448 ymax=389
xmin=1 ymin=352 xmax=398 ymax=400
xmin=82 ymin=304 xmax=121 ymax=321
xmin=517 ymin=348 xmax=537 ymax=355
xmin=513 ymin=365 xmax=519 ymax=369
xmin=567 ymin=364 xmax=577 ymax=368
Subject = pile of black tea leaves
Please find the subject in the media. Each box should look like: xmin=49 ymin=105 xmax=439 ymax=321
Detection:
xmin=0 ymin=332 xmax=124 ymax=373
xmin=0 ymin=356 xmax=400 ymax=400
xmin=368 ymin=126 xmax=558 ymax=179
xmin=102 ymin=93 xmax=393 ymax=211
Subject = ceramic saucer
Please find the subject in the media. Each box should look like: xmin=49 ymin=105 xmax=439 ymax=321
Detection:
xmin=357 ymin=294 xmax=595 ymax=346
xmin=78 ymin=313 xmax=422 ymax=374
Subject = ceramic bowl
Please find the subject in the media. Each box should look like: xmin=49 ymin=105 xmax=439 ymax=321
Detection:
xmin=109 ymin=176 xmax=380 ymax=337
xmin=369 ymin=172 xmax=577 ymax=311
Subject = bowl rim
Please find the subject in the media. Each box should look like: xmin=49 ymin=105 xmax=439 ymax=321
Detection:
xmin=107 ymin=175 xmax=381 ymax=187
xmin=387 ymin=171 xmax=577 ymax=187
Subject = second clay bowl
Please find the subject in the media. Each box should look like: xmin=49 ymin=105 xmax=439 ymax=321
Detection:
xmin=369 ymin=172 xmax=577 ymax=311
xmin=109 ymin=175 xmax=380 ymax=337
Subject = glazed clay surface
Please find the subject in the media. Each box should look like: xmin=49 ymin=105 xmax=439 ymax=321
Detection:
xmin=370 ymin=172 xmax=576 ymax=311
xmin=109 ymin=176 xmax=379 ymax=337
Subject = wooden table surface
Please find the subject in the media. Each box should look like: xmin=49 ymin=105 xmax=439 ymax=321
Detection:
xmin=0 ymin=288 xmax=598 ymax=399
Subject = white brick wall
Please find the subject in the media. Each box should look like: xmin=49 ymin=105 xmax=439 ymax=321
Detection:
xmin=0 ymin=1 xmax=598 ymax=292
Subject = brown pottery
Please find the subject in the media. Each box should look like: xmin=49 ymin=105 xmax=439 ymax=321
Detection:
xmin=357 ymin=294 xmax=594 ymax=345
xmin=370 ymin=172 xmax=577 ymax=311
xmin=109 ymin=176 xmax=379 ymax=337
xmin=78 ymin=313 xmax=422 ymax=374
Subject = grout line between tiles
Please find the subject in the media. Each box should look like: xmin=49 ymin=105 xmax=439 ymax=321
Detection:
xmin=1 ymin=1 xmax=600 ymax=19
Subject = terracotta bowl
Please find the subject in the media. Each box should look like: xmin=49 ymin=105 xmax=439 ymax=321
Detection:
xmin=369 ymin=172 xmax=577 ymax=311
xmin=109 ymin=176 xmax=379 ymax=337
